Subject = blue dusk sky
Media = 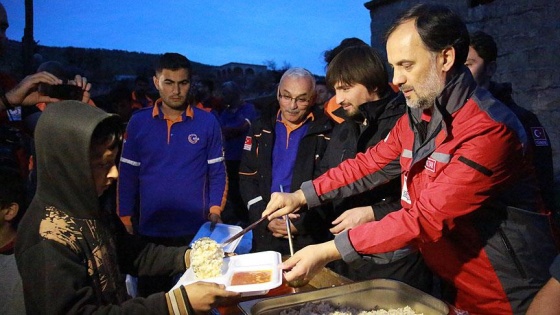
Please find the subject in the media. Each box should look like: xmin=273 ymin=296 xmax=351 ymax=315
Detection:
xmin=4 ymin=1 xmax=372 ymax=76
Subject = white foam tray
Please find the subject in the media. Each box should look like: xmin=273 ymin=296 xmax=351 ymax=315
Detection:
xmin=173 ymin=251 xmax=282 ymax=297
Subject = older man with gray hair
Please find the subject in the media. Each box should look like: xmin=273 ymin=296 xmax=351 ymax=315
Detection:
xmin=239 ymin=67 xmax=334 ymax=255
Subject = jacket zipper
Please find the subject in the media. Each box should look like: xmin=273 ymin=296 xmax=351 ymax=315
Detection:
xmin=498 ymin=227 xmax=527 ymax=279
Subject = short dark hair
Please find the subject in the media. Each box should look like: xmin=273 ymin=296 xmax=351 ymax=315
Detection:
xmin=0 ymin=167 xmax=26 ymax=228
xmin=469 ymin=31 xmax=497 ymax=63
xmin=326 ymin=46 xmax=389 ymax=96
xmin=385 ymin=4 xmax=470 ymax=70
xmin=323 ymin=37 xmax=368 ymax=65
xmin=91 ymin=116 xmax=123 ymax=156
xmin=154 ymin=53 xmax=192 ymax=78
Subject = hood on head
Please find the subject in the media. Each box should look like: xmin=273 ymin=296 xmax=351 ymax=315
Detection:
xmin=33 ymin=101 xmax=120 ymax=219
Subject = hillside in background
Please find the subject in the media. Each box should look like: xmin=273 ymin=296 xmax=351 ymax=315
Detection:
xmin=1 ymin=40 xmax=218 ymax=95
xmin=0 ymin=40 xmax=285 ymax=105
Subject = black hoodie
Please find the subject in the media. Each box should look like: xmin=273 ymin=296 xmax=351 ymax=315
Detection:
xmin=15 ymin=101 xmax=188 ymax=314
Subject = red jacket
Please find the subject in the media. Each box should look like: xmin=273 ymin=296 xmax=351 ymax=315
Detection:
xmin=303 ymin=70 xmax=556 ymax=314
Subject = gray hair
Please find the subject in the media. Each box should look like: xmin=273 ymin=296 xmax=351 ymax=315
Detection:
xmin=279 ymin=67 xmax=316 ymax=91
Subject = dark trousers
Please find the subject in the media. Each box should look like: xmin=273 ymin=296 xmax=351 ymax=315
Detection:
xmin=222 ymin=160 xmax=248 ymax=225
xmin=137 ymin=234 xmax=194 ymax=297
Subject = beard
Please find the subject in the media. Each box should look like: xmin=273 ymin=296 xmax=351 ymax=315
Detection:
xmin=403 ymin=58 xmax=444 ymax=110
xmin=343 ymin=103 xmax=361 ymax=118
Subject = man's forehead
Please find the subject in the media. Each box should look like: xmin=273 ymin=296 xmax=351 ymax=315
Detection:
xmin=279 ymin=78 xmax=313 ymax=95
xmin=334 ymin=81 xmax=354 ymax=89
xmin=159 ymin=68 xmax=190 ymax=79
xmin=467 ymin=47 xmax=482 ymax=59
xmin=386 ymin=21 xmax=425 ymax=63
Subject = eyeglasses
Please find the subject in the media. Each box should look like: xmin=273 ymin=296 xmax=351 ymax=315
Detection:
xmin=278 ymin=93 xmax=310 ymax=106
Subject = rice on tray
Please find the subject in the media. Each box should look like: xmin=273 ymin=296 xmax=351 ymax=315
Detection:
xmin=279 ymin=301 xmax=422 ymax=315
xmin=190 ymin=237 xmax=224 ymax=279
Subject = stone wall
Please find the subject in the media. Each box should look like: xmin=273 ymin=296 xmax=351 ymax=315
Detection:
xmin=365 ymin=0 xmax=560 ymax=184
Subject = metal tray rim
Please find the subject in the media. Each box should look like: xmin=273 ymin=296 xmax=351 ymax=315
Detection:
xmin=248 ymin=278 xmax=449 ymax=315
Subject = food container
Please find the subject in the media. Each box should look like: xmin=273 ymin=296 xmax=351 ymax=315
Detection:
xmin=242 ymin=278 xmax=449 ymax=314
xmin=190 ymin=222 xmax=246 ymax=253
xmin=174 ymin=251 xmax=283 ymax=297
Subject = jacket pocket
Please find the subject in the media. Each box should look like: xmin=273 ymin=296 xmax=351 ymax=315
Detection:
xmin=496 ymin=207 xmax=557 ymax=281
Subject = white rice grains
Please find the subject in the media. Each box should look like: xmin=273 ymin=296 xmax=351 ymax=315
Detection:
xmin=190 ymin=237 xmax=224 ymax=279
xmin=279 ymin=301 xmax=423 ymax=315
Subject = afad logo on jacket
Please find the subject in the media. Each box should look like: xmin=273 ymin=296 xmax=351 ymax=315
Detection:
xmin=188 ymin=134 xmax=200 ymax=144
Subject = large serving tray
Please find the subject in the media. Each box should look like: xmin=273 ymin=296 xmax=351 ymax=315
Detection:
xmin=242 ymin=278 xmax=449 ymax=315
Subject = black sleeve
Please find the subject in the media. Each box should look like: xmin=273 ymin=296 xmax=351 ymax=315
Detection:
xmin=239 ymin=124 xmax=266 ymax=223
xmin=17 ymin=240 xmax=170 ymax=315
xmin=113 ymin=213 xmax=188 ymax=278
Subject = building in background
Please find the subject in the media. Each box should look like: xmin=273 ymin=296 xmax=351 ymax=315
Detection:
xmin=364 ymin=0 xmax=560 ymax=189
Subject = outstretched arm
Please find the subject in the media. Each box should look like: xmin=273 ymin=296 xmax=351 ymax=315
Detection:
xmin=2 ymin=71 xmax=63 ymax=109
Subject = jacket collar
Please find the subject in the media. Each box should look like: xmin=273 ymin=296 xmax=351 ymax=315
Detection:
xmin=408 ymin=66 xmax=477 ymax=127
xmin=406 ymin=66 xmax=477 ymax=161
xmin=332 ymin=88 xmax=404 ymax=125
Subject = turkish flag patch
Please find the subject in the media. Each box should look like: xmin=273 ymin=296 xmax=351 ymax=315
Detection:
xmin=243 ymin=136 xmax=252 ymax=151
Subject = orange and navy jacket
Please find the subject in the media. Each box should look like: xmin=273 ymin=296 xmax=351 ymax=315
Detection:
xmin=239 ymin=106 xmax=333 ymax=254
xmin=118 ymin=99 xmax=226 ymax=237
xmin=303 ymin=69 xmax=556 ymax=314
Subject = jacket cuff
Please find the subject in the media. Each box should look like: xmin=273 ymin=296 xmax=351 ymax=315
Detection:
xmin=334 ymin=230 xmax=361 ymax=263
xmin=336 ymin=229 xmax=417 ymax=266
xmin=301 ymin=180 xmax=321 ymax=208
xmin=209 ymin=205 xmax=222 ymax=216
xmin=165 ymin=285 xmax=194 ymax=315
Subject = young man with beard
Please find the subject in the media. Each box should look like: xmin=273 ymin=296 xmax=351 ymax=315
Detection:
xmin=319 ymin=45 xmax=432 ymax=293
xmin=118 ymin=53 xmax=226 ymax=296
xmin=262 ymin=4 xmax=556 ymax=314
xmin=321 ymin=37 xmax=368 ymax=124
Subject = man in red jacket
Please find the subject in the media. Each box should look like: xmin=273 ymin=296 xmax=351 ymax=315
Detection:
xmin=263 ymin=4 xmax=556 ymax=315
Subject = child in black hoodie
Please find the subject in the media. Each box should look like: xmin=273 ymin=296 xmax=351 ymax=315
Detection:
xmin=15 ymin=101 xmax=238 ymax=314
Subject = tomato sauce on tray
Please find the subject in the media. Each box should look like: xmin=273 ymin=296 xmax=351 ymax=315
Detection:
xmin=231 ymin=270 xmax=272 ymax=285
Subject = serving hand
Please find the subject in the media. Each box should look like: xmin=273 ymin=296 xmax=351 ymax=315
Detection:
xmin=262 ymin=189 xmax=307 ymax=220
